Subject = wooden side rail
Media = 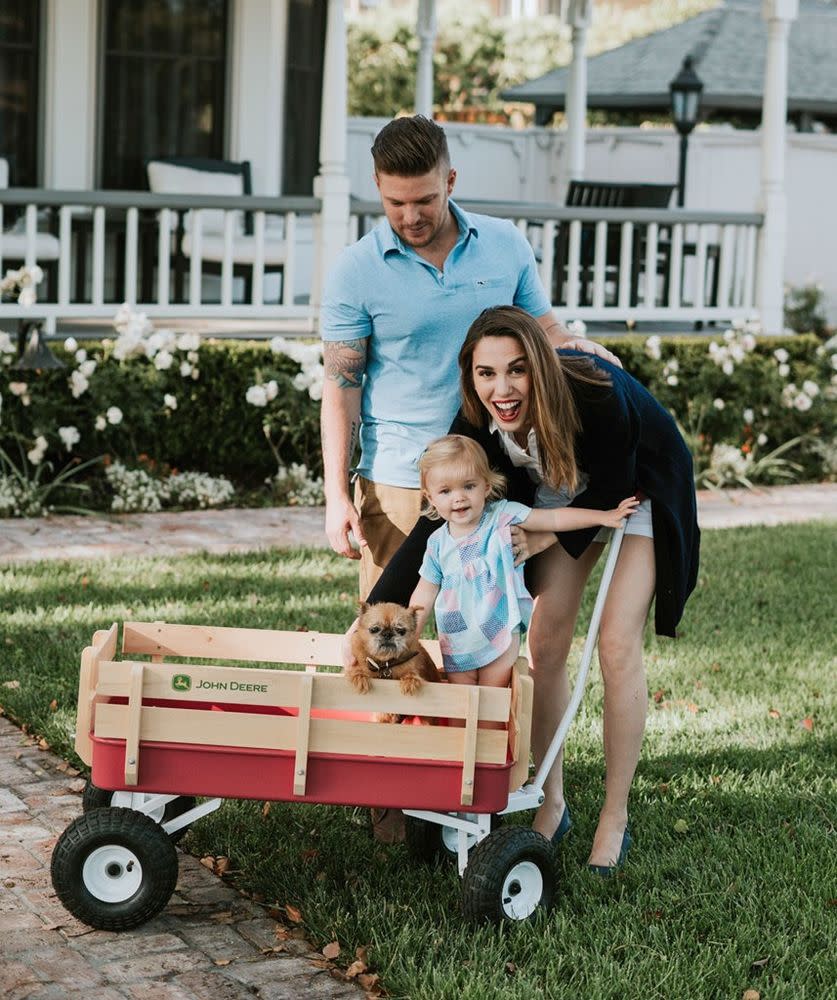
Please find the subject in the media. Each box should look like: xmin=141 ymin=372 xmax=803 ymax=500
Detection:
xmin=122 ymin=620 xmax=444 ymax=671
xmin=74 ymin=622 xmax=118 ymax=766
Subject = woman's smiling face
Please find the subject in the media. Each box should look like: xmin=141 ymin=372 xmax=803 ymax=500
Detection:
xmin=471 ymin=336 xmax=532 ymax=438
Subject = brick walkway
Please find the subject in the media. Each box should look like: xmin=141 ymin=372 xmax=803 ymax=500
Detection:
xmin=0 ymin=717 xmax=364 ymax=1000
xmin=0 ymin=485 xmax=834 ymax=998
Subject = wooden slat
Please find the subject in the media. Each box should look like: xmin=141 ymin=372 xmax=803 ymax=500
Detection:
xmin=124 ymin=662 xmax=145 ymax=786
xmin=122 ymin=620 xmax=444 ymax=670
xmin=293 ymin=674 xmax=313 ymax=795
xmin=96 ymin=660 xmax=511 ymax=722
xmin=94 ymin=703 xmax=508 ymax=764
xmin=460 ymin=687 xmax=480 ymax=805
xmin=74 ymin=645 xmax=96 ymax=766
xmin=508 ymin=671 xmax=534 ymax=793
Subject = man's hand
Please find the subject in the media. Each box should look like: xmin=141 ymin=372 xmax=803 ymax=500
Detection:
xmin=510 ymin=525 xmax=558 ymax=567
xmin=325 ymin=495 xmax=367 ymax=560
xmin=564 ymin=337 xmax=623 ymax=369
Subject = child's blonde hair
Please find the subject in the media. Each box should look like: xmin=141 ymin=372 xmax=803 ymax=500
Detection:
xmin=419 ymin=435 xmax=506 ymax=520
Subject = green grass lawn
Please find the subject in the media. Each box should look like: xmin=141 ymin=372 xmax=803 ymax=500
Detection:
xmin=1 ymin=524 xmax=835 ymax=999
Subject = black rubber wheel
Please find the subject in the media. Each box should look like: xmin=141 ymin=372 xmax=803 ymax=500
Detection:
xmin=51 ymin=807 xmax=179 ymax=931
xmin=405 ymin=813 xmax=502 ymax=866
xmin=461 ymin=825 xmax=555 ymax=923
xmin=82 ymin=779 xmax=196 ymax=843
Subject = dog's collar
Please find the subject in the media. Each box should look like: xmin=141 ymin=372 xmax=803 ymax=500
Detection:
xmin=366 ymin=651 xmax=416 ymax=679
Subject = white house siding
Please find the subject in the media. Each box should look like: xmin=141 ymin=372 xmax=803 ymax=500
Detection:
xmin=348 ymin=119 xmax=837 ymax=321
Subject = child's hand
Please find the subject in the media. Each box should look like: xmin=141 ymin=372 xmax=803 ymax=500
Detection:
xmin=601 ymin=496 xmax=641 ymax=529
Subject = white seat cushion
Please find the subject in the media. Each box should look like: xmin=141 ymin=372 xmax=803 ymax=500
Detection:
xmin=0 ymin=231 xmax=60 ymax=261
xmin=181 ymin=233 xmax=286 ymax=266
xmin=147 ymin=162 xmax=245 ymax=236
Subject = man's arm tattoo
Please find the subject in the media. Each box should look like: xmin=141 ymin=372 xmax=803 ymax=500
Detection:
xmin=323 ymin=338 xmax=368 ymax=388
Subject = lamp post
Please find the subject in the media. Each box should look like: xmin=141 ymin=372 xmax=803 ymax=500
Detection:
xmin=669 ymin=55 xmax=703 ymax=207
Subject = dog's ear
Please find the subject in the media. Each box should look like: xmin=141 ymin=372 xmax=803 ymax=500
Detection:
xmin=357 ymin=600 xmax=369 ymax=615
xmin=407 ymin=604 xmax=424 ymax=616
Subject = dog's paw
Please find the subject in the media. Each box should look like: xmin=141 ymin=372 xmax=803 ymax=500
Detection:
xmin=399 ymin=673 xmax=422 ymax=696
xmin=347 ymin=670 xmax=370 ymax=694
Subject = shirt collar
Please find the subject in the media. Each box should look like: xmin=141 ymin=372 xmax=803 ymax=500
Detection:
xmin=490 ymin=421 xmax=542 ymax=472
xmin=378 ymin=198 xmax=478 ymax=257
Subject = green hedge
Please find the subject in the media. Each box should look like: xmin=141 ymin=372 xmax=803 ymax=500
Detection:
xmin=1 ymin=331 xmax=834 ymax=512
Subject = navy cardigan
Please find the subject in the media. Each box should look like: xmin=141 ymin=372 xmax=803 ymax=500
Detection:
xmin=369 ymin=351 xmax=700 ymax=637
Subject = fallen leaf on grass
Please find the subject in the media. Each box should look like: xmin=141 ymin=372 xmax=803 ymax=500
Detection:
xmin=749 ymin=957 xmax=769 ymax=972
xmin=505 ymin=962 xmax=517 ymax=976
xmin=358 ymin=972 xmax=381 ymax=990
xmin=2 ymin=680 xmax=20 ymax=689
xmin=798 ymin=717 xmax=814 ymax=731
xmin=673 ymin=819 xmax=689 ymax=834
xmin=37 ymin=738 xmax=50 ymax=751
xmin=213 ymin=959 xmax=232 ymax=967
xmin=346 ymin=959 xmax=368 ymax=978
xmin=285 ymin=904 xmax=303 ymax=923
xmin=262 ymin=802 xmax=271 ymax=817
xmin=768 ymin=708 xmax=781 ymax=719
xmin=322 ymin=941 xmax=340 ymax=960
xmin=200 ymin=855 xmax=215 ymax=870
xmin=742 ymin=990 xmax=760 ymax=1000
xmin=356 ymin=946 xmax=369 ymax=963
xmin=652 ymin=688 xmax=667 ymax=703
xmin=214 ymin=856 xmax=231 ymax=875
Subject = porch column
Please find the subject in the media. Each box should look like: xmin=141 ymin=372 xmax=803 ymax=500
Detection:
xmin=565 ymin=0 xmax=592 ymax=181
xmin=415 ymin=0 xmax=437 ymax=118
xmin=312 ymin=0 xmax=351 ymax=310
xmin=756 ymin=0 xmax=798 ymax=334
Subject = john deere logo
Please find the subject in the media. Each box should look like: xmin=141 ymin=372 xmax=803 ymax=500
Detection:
xmin=172 ymin=674 xmax=192 ymax=692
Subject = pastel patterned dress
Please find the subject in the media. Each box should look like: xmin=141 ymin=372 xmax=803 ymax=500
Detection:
xmin=418 ymin=499 xmax=533 ymax=673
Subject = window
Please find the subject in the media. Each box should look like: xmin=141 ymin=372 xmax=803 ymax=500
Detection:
xmin=282 ymin=0 xmax=326 ymax=195
xmin=100 ymin=0 xmax=229 ymax=190
xmin=0 ymin=1 xmax=41 ymax=186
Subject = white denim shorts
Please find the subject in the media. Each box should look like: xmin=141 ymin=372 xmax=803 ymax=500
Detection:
xmin=533 ymin=477 xmax=653 ymax=542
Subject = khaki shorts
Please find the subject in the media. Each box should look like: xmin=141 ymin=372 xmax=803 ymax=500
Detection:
xmin=354 ymin=477 xmax=423 ymax=598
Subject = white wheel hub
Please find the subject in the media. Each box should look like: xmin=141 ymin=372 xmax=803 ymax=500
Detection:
xmin=441 ymin=824 xmax=476 ymax=855
xmin=501 ymin=860 xmax=543 ymax=920
xmin=82 ymin=845 xmax=143 ymax=902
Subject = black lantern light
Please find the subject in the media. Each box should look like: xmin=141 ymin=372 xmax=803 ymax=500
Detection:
xmin=669 ymin=55 xmax=704 ymax=207
xmin=13 ymin=319 xmax=65 ymax=371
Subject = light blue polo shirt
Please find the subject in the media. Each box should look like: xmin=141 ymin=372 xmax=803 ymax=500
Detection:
xmin=321 ymin=200 xmax=552 ymax=488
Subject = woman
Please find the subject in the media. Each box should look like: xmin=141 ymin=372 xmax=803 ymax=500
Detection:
xmin=368 ymin=306 xmax=700 ymax=873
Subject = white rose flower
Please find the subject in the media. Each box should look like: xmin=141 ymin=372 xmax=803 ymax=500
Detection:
xmin=741 ymin=334 xmax=757 ymax=352
xmin=106 ymin=405 xmax=123 ymax=425
xmin=9 ymin=381 xmax=28 ymax=397
xmin=773 ymin=348 xmax=789 ymax=363
xmin=743 ymin=408 xmax=754 ymax=424
xmin=269 ymin=335 xmax=290 ymax=355
xmin=793 ymin=393 xmax=812 ymax=412
xmin=79 ymin=359 xmax=97 ymax=377
xmin=666 ymin=375 xmax=678 ymax=386
xmin=722 ymin=360 xmax=734 ymax=375
xmin=27 ymin=435 xmax=48 ymax=465
xmin=75 ymin=348 xmax=87 ymax=363
xmin=63 ymin=336 xmax=78 ymax=353
xmin=95 ymin=415 xmax=107 ymax=431
xmin=778 ymin=363 xmax=790 ymax=377
xmin=713 ymin=398 xmax=725 ymax=410
xmin=179 ymin=361 xmax=193 ymax=378
xmin=70 ymin=370 xmax=90 ymax=398
xmin=246 ymin=385 xmax=268 ymax=407
xmin=308 ymin=380 xmax=323 ymax=402
xmin=567 ymin=319 xmax=587 ymax=336
xmin=644 ymin=335 xmax=662 ymax=361
xmin=757 ymin=433 xmax=768 ymax=446
xmin=176 ymin=332 xmax=200 ymax=352
xmin=58 ymin=425 xmax=80 ymax=451
xmin=831 ymin=354 xmax=837 ymax=370
xmin=187 ymin=350 xmax=199 ymax=364
xmin=29 ymin=265 xmax=44 ymax=284
xmin=266 ymin=380 xmax=279 ymax=402
xmin=802 ymin=379 xmax=819 ymax=397
xmin=164 ymin=394 xmax=178 ymax=410
xmin=18 ymin=286 xmax=36 ymax=307
xmin=723 ymin=329 xmax=735 ymax=343
xmin=154 ymin=349 xmax=174 ymax=371
xmin=191 ymin=368 xmax=200 ymax=380
xmin=731 ymin=318 xmax=746 ymax=331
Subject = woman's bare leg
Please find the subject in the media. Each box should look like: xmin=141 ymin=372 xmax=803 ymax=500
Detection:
xmin=526 ymin=542 xmax=602 ymax=838
xmin=588 ymin=535 xmax=655 ymax=867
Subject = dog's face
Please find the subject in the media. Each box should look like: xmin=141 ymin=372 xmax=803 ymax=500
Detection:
xmin=355 ymin=602 xmax=420 ymax=662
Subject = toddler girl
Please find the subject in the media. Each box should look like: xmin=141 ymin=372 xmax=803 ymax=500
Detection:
xmin=410 ymin=435 xmax=638 ymax=692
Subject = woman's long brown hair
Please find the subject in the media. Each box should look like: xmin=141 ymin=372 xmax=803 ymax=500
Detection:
xmin=458 ymin=306 xmax=610 ymax=492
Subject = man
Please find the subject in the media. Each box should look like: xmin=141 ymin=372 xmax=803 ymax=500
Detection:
xmin=321 ymin=115 xmax=615 ymax=597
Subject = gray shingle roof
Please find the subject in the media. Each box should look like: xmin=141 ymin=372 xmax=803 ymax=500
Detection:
xmin=501 ymin=0 xmax=837 ymax=116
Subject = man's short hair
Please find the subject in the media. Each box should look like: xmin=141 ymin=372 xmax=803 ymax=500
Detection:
xmin=371 ymin=115 xmax=450 ymax=177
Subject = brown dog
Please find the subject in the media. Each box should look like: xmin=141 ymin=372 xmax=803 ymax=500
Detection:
xmin=347 ymin=601 xmax=438 ymax=697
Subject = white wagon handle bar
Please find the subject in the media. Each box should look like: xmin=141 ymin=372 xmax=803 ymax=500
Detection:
xmin=528 ymin=518 xmax=627 ymax=795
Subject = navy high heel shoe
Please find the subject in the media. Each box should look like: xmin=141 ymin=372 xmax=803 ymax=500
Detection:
xmin=587 ymin=828 xmax=632 ymax=876
xmin=550 ymin=806 xmax=573 ymax=846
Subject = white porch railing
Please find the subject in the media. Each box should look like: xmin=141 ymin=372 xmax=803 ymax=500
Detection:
xmin=352 ymin=199 xmax=764 ymax=325
xmin=0 ymin=188 xmax=320 ymax=324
